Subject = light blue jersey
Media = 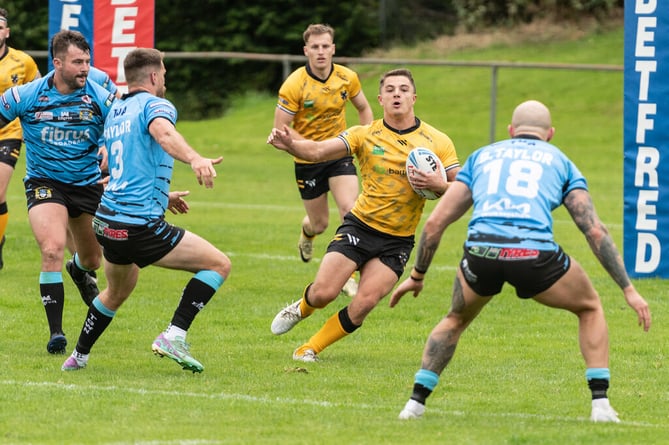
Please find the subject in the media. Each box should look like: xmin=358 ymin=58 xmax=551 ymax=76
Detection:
xmin=88 ymin=66 xmax=118 ymax=96
xmin=0 ymin=72 xmax=115 ymax=186
xmin=457 ymin=136 xmax=588 ymax=251
xmin=100 ymin=91 xmax=178 ymax=225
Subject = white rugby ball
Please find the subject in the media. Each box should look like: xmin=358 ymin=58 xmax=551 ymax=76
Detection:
xmin=406 ymin=147 xmax=446 ymax=200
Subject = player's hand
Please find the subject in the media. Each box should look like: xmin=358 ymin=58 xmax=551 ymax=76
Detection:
xmin=389 ymin=277 xmax=424 ymax=308
xmin=97 ymin=175 xmax=110 ymax=187
xmin=623 ymin=287 xmax=651 ymax=331
xmin=408 ymin=168 xmax=446 ymax=197
xmin=266 ymin=125 xmax=293 ymax=151
xmin=191 ymin=156 xmax=222 ymax=188
xmin=97 ymin=145 xmax=109 ymax=172
xmin=168 ymin=191 xmax=190 ymax=214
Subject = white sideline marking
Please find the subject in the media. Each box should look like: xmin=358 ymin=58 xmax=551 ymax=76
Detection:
xmin=224 ymin=250 xmax=459 ymax=272
xmin=1 ymin=379 xmax=660 ymax=432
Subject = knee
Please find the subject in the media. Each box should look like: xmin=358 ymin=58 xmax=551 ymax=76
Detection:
xmin=214 ymin=253 xmax=232 ymax=279
xmin=76 ymin=251 xmax=102 ymax=270
xmin=309 ymin=220 xmax=328 ymax=235
xmin=306 ymin=283 xmax=338 ymax=308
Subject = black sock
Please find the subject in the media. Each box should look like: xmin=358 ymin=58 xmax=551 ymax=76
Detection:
xmin=75 ymin=304 xmax=114 ymax=354
xmin=41 ymin=282 xmax=64 ymax=334
xmin=588 ymin=378 xmax=609 ymax=400
xmin=410 ymin=384 xmax=433 ymax=405
xmin=169 ymin=277 xmax=216 ymax=330
xmin=338 ymin=306 xmax=361 ymax=333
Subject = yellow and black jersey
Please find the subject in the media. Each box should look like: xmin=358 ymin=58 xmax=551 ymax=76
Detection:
xmin=0 ymin=47 xmax=39 ymax=140
xmin=277 ymin=63 xmax=363 ymax=163
xmin=339 ymin=118 xmax=459 ymax=237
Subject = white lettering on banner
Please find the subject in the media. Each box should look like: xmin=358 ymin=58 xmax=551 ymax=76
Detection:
xmin=635 ymin=60 xmax=656 ymax=101
xmin=634 ymin=146 xmax=659 ymax=188
xmin=109 ymin=0 xmax=140 ymax=93
xmin=632 ymin=0 xmax=660 ymax=274
xmin=111 ymin=47 xmax=134 ymax=84
xmin=636 ymin=233 xmax=661 ymax=273
xmin=112 ymin=7 xmax=138 ymax=44
xmin=636 ymin=190 xmax=658 ymax=231
xmin=60 ymin=4 xmax=82 ymax=30
xmin=636 ymin=0 xmax=657 ymax=15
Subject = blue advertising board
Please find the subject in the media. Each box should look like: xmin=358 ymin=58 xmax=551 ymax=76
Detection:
xmin=624 ymin=1 xmax=669 ymax=278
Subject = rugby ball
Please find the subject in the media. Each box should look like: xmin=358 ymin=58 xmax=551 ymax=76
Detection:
xmin=406 ymin=147 xmax=446 ymax=200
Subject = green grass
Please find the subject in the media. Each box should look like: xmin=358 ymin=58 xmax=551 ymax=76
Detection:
xmin=1 ymin=26 xmax=667 ymax=444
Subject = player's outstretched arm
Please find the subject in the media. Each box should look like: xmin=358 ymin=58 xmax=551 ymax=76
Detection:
xmin=390 ymin=181 xmax=472 ymax=308
xmin=267 ymin=125 xmax=347 ymax=162
xmin=149 ymin=117 xmax=222 ymax=188
xmin=564 ymin=188 xmax=651 ymax=331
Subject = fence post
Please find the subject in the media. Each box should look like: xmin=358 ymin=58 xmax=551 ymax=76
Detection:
xmin=489 ymin=65 xmax=498 ymax=144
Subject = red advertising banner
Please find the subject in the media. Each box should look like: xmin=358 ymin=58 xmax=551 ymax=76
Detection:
xmin=93 ymin=0 xmax=155 ymax=93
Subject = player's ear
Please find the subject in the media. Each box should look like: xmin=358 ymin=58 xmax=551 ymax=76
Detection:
xmin=507 ymin=124 xmax=515 ymax=137
xmin=546 ymin=127 xmax=555 ymax=141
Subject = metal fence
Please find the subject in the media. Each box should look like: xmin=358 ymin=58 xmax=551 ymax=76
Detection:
xmin=27 ymin=50 xmax=622 ymax=143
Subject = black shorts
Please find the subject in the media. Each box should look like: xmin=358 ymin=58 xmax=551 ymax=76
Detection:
xmin=24 ymin=177 xmax=103 ymax=217
xmin=326 ymin=213 xmax=414 ymax=279
xmin=93 ymin=215 xmax=185 ymax=267
xmin=460 ymin=245 xmax=570 ymax=299
xmin=294 ymin=156 xmax=357 ymax=200
xmin=0 ymin=139 xmax=22 ymax=168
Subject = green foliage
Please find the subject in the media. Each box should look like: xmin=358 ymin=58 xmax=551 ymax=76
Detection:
xmin=1 ymin=1 xmax=625 ymax=118
xmin=453 ymin=0 xmax=622 ymax=29
xmin=2 ymin=26 xmax=667 ymax=444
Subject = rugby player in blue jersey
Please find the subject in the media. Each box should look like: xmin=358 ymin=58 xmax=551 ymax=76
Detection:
xmin=391 ymin=100 xmax=651 ymax=423
xmin=0 ymin=30 xmax=116 ymax=354
xmin=62 ymin=48 xmax=229 ymax=373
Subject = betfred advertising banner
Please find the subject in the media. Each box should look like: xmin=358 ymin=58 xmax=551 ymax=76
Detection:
xmin=48 ymin=0 xmax=155 ymax=93
xmin=624 ymin=1 xmax=669 ymax=278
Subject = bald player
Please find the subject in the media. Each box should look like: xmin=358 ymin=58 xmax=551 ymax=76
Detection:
xmin=392 ymin=100 xmax=651 ymax=423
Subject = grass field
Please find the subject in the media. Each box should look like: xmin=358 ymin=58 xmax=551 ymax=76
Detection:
xmin=1 ymin=25 xmax=667 ymax=444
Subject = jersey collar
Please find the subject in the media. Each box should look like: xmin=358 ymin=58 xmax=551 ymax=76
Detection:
xmin=305 ymin=62 xmax=333 ymax=83
xmin=513 ymin=134 xmax=542 ymax=140
xmin=383 ymin=117 xmax=421 ymax=135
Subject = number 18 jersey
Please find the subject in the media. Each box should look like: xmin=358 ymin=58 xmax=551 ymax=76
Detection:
xmin=457 ymin=136 xmax=588 ymax=251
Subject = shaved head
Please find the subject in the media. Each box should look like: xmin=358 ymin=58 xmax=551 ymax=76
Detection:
xmin=509 ymin=100 xmax=554 ymax=140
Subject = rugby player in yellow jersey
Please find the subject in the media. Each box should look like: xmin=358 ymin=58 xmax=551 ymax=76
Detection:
xmin=267 ymin=68 xmax=460 ymax=362
xmin=0 ymin=8 xmax=40 ymax=269
xmin=274 ymin=24 xmax=373 ymax=297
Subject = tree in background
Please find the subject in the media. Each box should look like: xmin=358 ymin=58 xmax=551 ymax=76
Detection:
xmin=4 ymin=0 xmax=622 ymax=119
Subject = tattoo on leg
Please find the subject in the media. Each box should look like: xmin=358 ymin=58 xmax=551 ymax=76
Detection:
xmin=423 ymin=332 xmax=457 ymax=374
xmin=451 ymin=277 xmax=465 ymax=313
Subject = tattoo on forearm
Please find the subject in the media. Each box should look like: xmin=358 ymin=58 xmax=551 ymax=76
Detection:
xmin=598 ymin=235 xmax=631 ymax=289
xmin=565 ymin=190 xmax=630 ymax=289
xmin=415 ymin=231 xmax=439 ymax=273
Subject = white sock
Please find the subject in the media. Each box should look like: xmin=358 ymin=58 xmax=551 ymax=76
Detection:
xmin=72 ymin=350 xmax=89 ymax=365
xmin=164 ymin=325 xmax=187 ymax=341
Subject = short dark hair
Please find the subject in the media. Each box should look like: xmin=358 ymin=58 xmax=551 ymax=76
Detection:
xmin=50 ymin=30 xmax=90 ymax=60
xmin=379 ymin=68 xmax=416 ymax=94
xmin=0 ymin=8 xmax=9 ymax=22
xmin=123 ymin=48 xmax=164 ymax=85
